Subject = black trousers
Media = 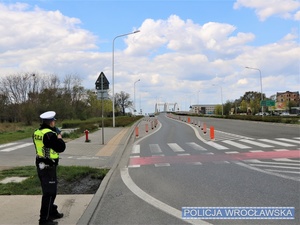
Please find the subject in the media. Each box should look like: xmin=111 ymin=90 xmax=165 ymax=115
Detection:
xmin=36 ymin=165 xmax=59 ymax=221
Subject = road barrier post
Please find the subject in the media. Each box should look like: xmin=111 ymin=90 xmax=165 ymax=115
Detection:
xmin=145 ymin=124 xmax=149 ymax=133
xmin=210 ymin=126 xmax=215 ymax=140
xmin=135 ymin=127 xmax=139 ymax=137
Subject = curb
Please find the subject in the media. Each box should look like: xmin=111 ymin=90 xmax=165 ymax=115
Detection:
xmin=76 ymin=122 xmax=138 ymax=225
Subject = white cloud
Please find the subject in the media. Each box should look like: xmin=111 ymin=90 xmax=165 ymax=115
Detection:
xmin=234 ymin=0 xmax=300 ymax=21
xmin=0 ymin=3 xmax=299 ymax=113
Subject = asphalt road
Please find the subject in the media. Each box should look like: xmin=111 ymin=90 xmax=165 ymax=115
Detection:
xmin=90 ymin=113 xmax=299 ymax=225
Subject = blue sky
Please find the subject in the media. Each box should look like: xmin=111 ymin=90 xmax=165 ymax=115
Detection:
xmin=0 ymin=0 xmax=299 ymax=113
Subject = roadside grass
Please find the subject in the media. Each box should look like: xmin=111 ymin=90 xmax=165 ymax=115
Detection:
xmin=0 ymin=166 xmax=109 ymax=195
xmin=0 ymin=122 xmax=39 ymax=145
xmin=0 ymin=116 xmax=143 ymax=145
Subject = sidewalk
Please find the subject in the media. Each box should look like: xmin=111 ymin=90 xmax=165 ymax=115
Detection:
xmin=0 ymin=118 xmax=157 ymax=225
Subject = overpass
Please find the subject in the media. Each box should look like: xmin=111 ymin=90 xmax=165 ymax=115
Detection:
xmin=155 ymin=102 xmax=179 ymax=113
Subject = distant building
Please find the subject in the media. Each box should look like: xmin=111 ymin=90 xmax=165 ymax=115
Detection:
xmin=276 ymin=91 xmax=300 ymax=110
xmin=191 ymin=104 xmax=216 ymax=114
xmin=276 ymin=91 xmax=299 ymax=103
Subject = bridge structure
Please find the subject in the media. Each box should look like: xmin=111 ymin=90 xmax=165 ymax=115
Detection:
xmin=155 ymin=102 xmax=179 ymax=113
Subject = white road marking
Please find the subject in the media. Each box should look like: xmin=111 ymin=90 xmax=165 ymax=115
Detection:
xmin=186 ymin=142 xmax=207 ymax=151
xmin=131 ymin=145 xmax=140 ymax=154
xmin=0 ymin=142 xmax=18 ymax=149
xmin=248 ymin=164 xmax=300 ymax=170
xmin=275 ymin=138 xmax=300 ymax=145
xmin=258 ymin=139 xmax=296 ymax=147
xmin=246 ymin=160 xmax=299 ymax=166
xmin=168 ymin=143 xmax=185 ymax=152
xmin=0 ymin=143 xmax=33 ymax=152
xmin=222 ymin=140 xmax=251 ymax=149
xmin=239 ymin=139 xmax=273 ymax=148
xmin=205 ymin=141 xmax=228 ymax=150
xmin=273 ymin=158 xmax=300 ymax=162
xmin=150 ymin=144 xmax=162 ymax=154
xmin=266 ymin=169 xmax=300 ymax=174
xmin=121 ymin=167 xmax=212 ymax=225
xmin=155 ymin=163 xmax=170 ymax=167
xmin=235 ymin=162 xmax=300 ymax=182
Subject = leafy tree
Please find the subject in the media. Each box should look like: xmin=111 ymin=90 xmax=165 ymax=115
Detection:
xmin=214 ymin=105 xmax=222 ymax=115
xmin=237 ymin=91 xmax=265 ymax=114
xmin=240 ymin=100 xmax=248 ymax=113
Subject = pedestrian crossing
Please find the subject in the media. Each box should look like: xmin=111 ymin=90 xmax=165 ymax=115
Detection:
xmin=129 ymin=137 xmax=300 ymax=177
xmin=130 ymin=137 xmax=300 ymax=156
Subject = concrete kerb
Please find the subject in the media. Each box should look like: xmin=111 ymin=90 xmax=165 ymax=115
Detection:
xmin=76 ymin=120 xmax=140 ymax=225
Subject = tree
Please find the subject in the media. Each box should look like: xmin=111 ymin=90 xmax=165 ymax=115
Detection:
xmin=214 ymin=105 xmax=222 ymax=115
xmin=237 ymin=91 xmax=265 ymax=114
xmin=114 ymin=91 xmax=133 ymax=115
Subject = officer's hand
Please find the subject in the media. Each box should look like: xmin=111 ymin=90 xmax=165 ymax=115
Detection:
xmin=57 ymin=134 xmax=62 ymax=139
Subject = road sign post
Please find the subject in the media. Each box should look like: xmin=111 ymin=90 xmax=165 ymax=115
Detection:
xmin=95 ymin=72 xmax=110 ymax=145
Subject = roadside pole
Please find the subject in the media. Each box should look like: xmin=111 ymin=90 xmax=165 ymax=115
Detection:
xmin=95 ymin=72 xmax=110 ymax=145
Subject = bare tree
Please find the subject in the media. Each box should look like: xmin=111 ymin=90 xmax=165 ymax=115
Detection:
xmin=114 ymin=91 xmax=133 ymax=115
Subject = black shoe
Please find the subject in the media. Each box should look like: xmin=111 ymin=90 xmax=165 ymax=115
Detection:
xmin=39 ymin=219 xmax=58 ymax=225
xmin=49 ymin=212 xmax=64 ymax=220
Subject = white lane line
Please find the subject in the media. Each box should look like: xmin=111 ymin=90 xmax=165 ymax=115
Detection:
xmin=128 ymin=164 xmax=141 ymax=168
xmin=131 ymin=145 xmax=140 ymax=154
xmin=246 ymin=161 xmax=300 ymax=166
xmin=155 ymin=163 xmax=170 ymax=167
xmin=249 ymin=150 xmax=264 ymax=153
xmin=188 ymin=162 xmax=202 ymax=165
xmin=273 ymin=158 xmax=300 ymax=162
xmin=248 ymin=164 xmax=300 ymax=170
xmin=266 ymin=169 xmax=300 ymax=174
xmin=275 ymin=138 xmax=300 ymax=145
xmin=0 ymin=142 xmax=18 ymax=149
xmin=186 ymin=142 xmax=207 ymax=151
xmin=222 ymin=140 xmax=251 ymax=149
xmin=274 ymin=149 xmax=289 ymax=151
xmin=258 ymin=139 xmax=296 ymax=147
xmin=235 ymin=162 xmax=300 ymax=182
xmin=121 ymin=167 xmax=212 ymax=225
xmin=206 ymin=141 xmax=229 ymax=150
xmin=239 ymin=139 xmax=273 ymax=148
xmin=150 ymin=144 xmax=162 ymax=154
xmin=0 ymin=143 xmax=33 ymax=152
xmin=168 ymin=143 xmax=185 ymax=152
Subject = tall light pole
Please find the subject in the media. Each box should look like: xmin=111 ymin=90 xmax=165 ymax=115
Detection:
xmin=112 ymin=30 xmax=140 ymax=127
xmin=134 ymin=79 xmax=140 ymax=115
xmin=245 ymin=66 xmax=263 ymax=114
xmin=213 ymin=84 xmax=223 ymax=116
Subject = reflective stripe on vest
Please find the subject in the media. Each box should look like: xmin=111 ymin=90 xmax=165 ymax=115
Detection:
xmin=33 ymin=128 xmax=59 ymax=159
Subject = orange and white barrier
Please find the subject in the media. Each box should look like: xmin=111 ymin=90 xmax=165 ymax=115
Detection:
xmin=145 ymin=124 xmax=149 ymax=133
xmin=210 ymin=126 xmax=215 ymax=140
xmin=203 ymin=123 xmax=207 ymax=134
xmin=135 ymin=127 xmax=139 ymax=137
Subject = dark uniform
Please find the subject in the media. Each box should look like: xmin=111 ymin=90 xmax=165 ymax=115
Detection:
xmin=33 ymin=111 xmax=66 ymax=225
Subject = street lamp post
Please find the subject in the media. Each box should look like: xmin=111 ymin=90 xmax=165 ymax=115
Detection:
xmin=245 ymin=66 xmax=263 ymax=115
xmin=134 ymin=79 xmax=140 ymax=115
xmin=213 ymin=84 xmax=223 ymax=116
xmin=112 ymin=30 xmax=140 ymax=127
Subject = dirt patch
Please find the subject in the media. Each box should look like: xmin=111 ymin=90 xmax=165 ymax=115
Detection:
xmin=58 ymin=174 xmax=103 ymax=194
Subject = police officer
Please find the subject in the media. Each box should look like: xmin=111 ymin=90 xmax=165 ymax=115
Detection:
xmin=33 ymin=111 xmax=66 ymax=225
